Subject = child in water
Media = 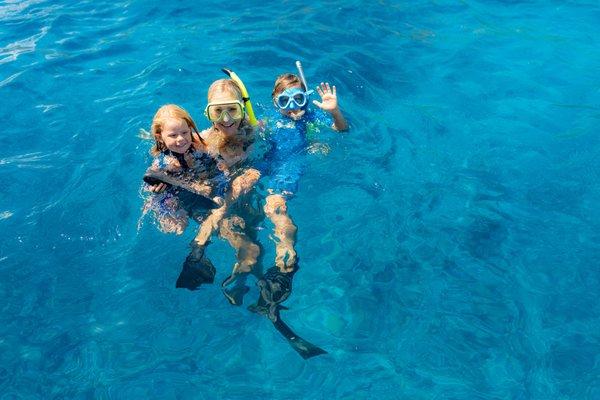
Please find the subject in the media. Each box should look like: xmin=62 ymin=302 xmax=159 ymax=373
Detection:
xmin=188 ymin=78 xmax=262 ymax=301
xmin=262 ymin=65 xmax=348 ymax=274
xmin=143 ymin=104 xmax=226 ymax=235
xmin=143 ymin=104 xmax=254 ymax=290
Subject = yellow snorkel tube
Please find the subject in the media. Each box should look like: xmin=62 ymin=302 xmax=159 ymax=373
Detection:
xmin=221 ymin=68 xmax=258 ymax=127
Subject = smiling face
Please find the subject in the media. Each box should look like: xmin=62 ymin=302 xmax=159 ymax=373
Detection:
xmin=274 ymin=83 xmax=307 ymax=120
xmin=272 ymin=73 xmax=309 ymax=121
xmin=160 ymin=117 xmax=192 ymax=154
xmin=208 ymin=87 xmax=243 ymax=136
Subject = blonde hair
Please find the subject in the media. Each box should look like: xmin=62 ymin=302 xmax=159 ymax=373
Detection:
xmin=272 ymin=73 xmax=305 ymax=99
xmin=150 ymin=104 xmax=202 ymax=156
xmin=204 ymin=79 xmax=254 ymax=155
xmin=207 ymin=79 xmax=243 ymax=103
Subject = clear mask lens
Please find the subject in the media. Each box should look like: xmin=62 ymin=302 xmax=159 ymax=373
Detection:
xmin=276 ymin=90 xmax=308 ymax=110
xmin=206 ymin=102 xmax=244 ymax=123
xmin=292 ymin=93 xmax=306 ymax=107
xmin=277 ymin=95 xmax=292 ymax=108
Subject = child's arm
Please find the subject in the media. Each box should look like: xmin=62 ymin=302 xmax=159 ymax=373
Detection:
xmin=144 ymin=157 xmax=168 ymax=193
xmin=312 ymin=82 xmax=349 ymax=131
xmin=229 ymin=168 xmax=261 ymax=201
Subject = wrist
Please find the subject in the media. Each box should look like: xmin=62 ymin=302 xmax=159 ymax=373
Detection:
xmin=329 ymin=107 xmax=341 ymax=116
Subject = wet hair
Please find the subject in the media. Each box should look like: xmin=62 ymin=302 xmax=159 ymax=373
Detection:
xmin=204 ymin=79 xmax=254 ymax=154
xmin=207 ymin=79 xmax=243 ymax=103
xmin=205 ymin=78 xmax=251 ymax=133
xmin=272 ymin=73 xmax=306 ymax=99
xmin=150 ymin=104 xmax=202 ymax=156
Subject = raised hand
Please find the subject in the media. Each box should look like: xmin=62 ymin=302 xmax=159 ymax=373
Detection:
xmin=312 ymin=82 xmax=339 ymax=112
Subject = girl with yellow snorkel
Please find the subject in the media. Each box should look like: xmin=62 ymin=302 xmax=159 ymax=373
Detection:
xmin=144 ymin=71 xmax=262 ymax=296
xmin=190 ymin=72 xmax=263 ymax=303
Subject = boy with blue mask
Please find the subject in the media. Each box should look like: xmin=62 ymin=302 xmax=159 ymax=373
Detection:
xmin=252 ymin=64 xmax=348 ymax=316
xmin=273 ymin=75 xmax=348 ymax=127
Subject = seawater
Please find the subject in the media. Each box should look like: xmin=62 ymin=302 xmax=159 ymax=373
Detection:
xmin=1 ymin=1 xmax=599 ymax=399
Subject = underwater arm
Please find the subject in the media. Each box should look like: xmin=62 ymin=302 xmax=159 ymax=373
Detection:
xmin=146 ymin=182 xmax=168 ymax=193
xmin=229 ymin=168 xmax=260 ymax=201
xmin=192 ymin=168 xmax=260 ymax=246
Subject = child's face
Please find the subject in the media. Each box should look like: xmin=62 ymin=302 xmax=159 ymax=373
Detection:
xmin=275 ymin=83 xmax=306 ymax=121
xmin=161 ymin=117 xmax=192 ymax=154
xmin=210 ymin=90 xmax=242 ymax=136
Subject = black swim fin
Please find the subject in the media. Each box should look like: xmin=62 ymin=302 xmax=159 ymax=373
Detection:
xmin=143 ymin=170 xmax=221 ymax=209
xmin=176 ymin=252 xmax=216 ymax=290
xmin=272 ymin=317 xmax=328 ymax=359
xmin=249 ymin=266 xmax=327 ymax=359
xmin=221 ymin=274 xmax=250 ymax=306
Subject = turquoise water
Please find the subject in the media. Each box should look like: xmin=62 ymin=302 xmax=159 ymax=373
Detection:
xmin=2 ymin=0 xmax=600 ymax=398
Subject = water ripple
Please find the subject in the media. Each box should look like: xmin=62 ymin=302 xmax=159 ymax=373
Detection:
xmin=1 ymin=0 xmax=600 ymax=398
xmin=0 ymin=151 xmax=63 ymax=169
xmin=0 ymin=25 xmax=48 ymax=64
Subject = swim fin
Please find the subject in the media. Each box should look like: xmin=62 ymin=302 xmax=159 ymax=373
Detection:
xmin=249 ymin=266 xmax=327 ymax=359
xmin=222 ymin=274 xmax=250 ymax=306
xmin=258 ymin=266 xmax=293 ymax=316
xmin=273 ymin=316 xmax=328 ymax=360
xmin=143 ymin=169 xmax=221 ymax=209
xmin=176 ymin=249 xmax=216 ymax=290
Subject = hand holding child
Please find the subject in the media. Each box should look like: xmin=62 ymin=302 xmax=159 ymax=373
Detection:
xmin=146 ymin=182 xmax=168 ymax=193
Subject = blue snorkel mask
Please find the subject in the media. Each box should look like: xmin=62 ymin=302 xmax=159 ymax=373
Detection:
xmin=275 ymin=87 xmax=314 ymax=110
xmin=274 ymin=61 xmax=314 ymax=111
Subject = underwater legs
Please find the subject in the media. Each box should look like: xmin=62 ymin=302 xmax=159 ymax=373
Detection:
xmin=218 ymin=215 xmax=260 ymax=305
xmin=264 ymin=194 xmax=297 ymax=273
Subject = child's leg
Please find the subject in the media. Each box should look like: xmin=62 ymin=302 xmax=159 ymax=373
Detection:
xmin=218 ymin=215 xmax=260 ymax=276
xmin=192 ymin=205 xmax=226 ymax=247
xmin=157 ymin=213 xmax=188 ymax=235
xmin=192 ymin=168 xmax=260 ymax=247
xmin=218 ymin=214 xmax=261 ymax=306
xmin=264 ymin=194 xmax=297 ymax=273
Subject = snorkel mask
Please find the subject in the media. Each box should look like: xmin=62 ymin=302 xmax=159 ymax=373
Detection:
xmin=204 ymin=100 xmax=245 ymax=124
xmin=203 ymin=68 xmax=259 ymax=127
xmin=276 ymin=88 xmax=312 ymax=110
xmin=274 ymin=61 xmax=314 ymax=111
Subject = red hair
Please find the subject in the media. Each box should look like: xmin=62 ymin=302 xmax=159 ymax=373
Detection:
xmin=150 ymin=104 xmax=202 ymax=156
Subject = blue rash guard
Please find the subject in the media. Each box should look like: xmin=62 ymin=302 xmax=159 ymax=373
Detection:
xmin=260 ymin=107 xmax=332 ymax=196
